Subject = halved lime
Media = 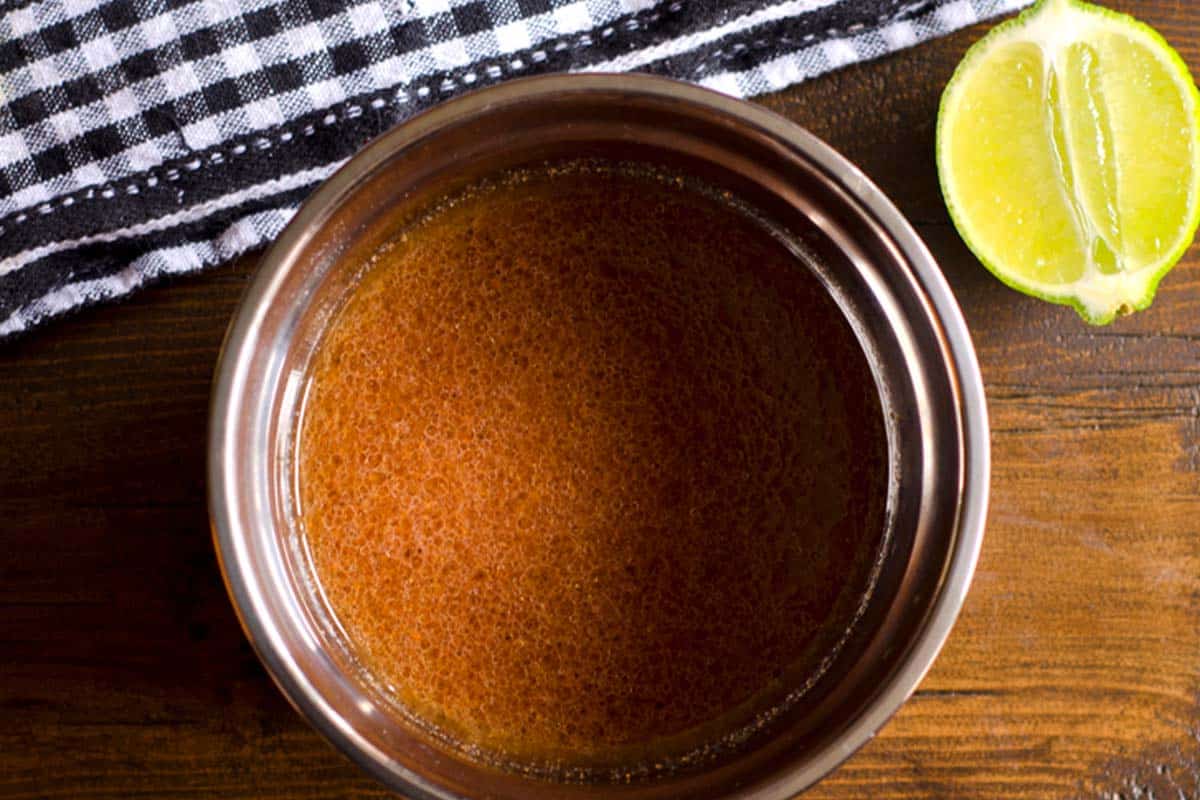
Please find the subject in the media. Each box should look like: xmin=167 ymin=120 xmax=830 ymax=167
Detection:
xmin=937 ymin=0 xmax=1200 ymax=324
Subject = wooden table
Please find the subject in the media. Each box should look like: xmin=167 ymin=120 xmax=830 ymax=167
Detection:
xmin=3 ymin=2 xmax=1197 ymax=797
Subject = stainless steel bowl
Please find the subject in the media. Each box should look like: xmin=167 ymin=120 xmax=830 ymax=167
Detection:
xmin=209 ymin=73 xmax=989 ymax=799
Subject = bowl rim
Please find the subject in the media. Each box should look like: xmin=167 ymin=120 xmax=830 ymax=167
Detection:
xmin=208 ymin=72 xmax=990 ymax=799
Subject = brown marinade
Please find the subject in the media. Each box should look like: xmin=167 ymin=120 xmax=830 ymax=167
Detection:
xmin=297 ymin=163 xmax=889 ymax=771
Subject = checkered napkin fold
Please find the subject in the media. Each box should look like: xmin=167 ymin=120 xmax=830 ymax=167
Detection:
xmin=0 ymin=0 xmax=1029 ymax=338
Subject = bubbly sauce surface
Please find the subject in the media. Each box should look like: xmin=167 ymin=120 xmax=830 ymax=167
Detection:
xmin=298 ymin=164 xmax=889 ymax=770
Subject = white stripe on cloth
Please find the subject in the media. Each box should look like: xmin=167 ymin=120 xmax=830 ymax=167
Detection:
xmin=696 ymin=0 xmax=1031 ymax=97
xmin=0 ymin=207 xmax=297 ymax=337
xmin=0 ymin=161 xmax=340 ymax=276
xmin=578 ymin=0 xmax=840 ymax=74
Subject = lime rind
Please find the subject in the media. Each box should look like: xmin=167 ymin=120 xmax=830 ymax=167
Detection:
xmin=936 ymin=0 xmax=1200 ymax=324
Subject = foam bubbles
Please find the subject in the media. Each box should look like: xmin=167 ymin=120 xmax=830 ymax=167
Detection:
xmin=297 ymin=162 xmax=889 ymax=769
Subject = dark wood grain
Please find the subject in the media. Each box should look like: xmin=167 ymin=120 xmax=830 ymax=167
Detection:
xmin=2 ymin=2 xmax=1198 ymax=797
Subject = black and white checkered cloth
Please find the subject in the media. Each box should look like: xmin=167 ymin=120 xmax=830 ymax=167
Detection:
xmin=0 ymin=0 xmax=1028 ymax=338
